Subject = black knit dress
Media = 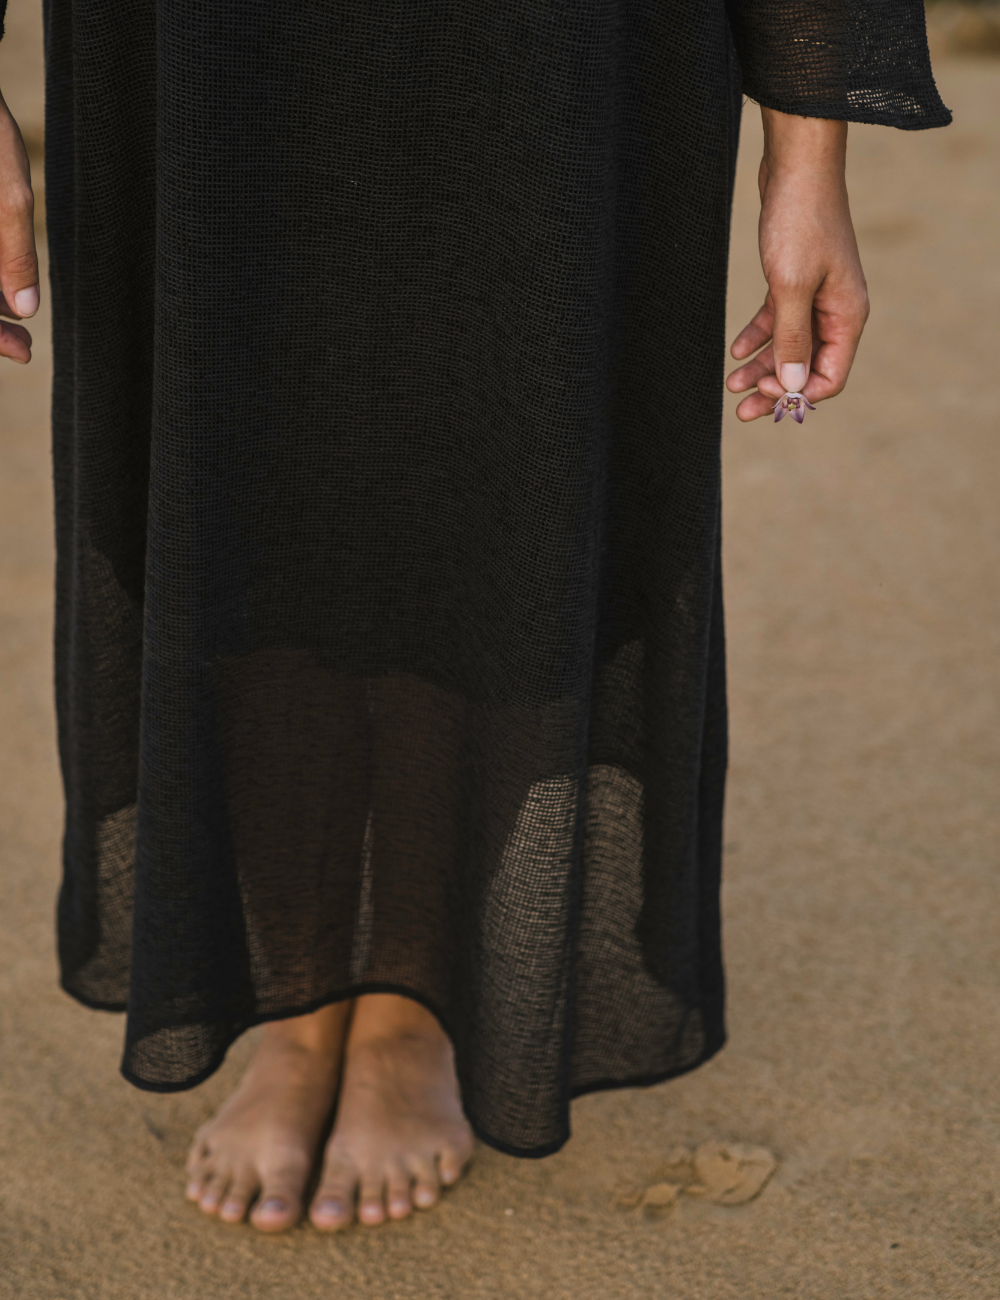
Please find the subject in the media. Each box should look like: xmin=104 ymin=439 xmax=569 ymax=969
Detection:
xmin=18 ymin=0 xmax=949 ymax=1155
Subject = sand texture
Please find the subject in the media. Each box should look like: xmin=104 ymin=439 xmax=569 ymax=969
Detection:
xmin=1 ymin=4 xmax=998 ymax=1296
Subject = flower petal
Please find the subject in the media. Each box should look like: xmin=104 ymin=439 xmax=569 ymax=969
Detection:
xmin=792 ymin=405 xmax=805 ymax=423
xmin=774 ymin=406 xmax=786 ymax=422
xmin=803 ymin=396 xmax=817 ymax=410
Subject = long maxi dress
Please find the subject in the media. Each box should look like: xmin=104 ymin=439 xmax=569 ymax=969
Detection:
xmin=18 ymin=0 xmax=948 ymax=1156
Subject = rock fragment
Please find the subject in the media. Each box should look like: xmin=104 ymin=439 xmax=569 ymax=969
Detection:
xmin=640 ymin=1182 xmax=683 ymax=1215
xmin=686 ymin=1142 xmax=777 ymax=1205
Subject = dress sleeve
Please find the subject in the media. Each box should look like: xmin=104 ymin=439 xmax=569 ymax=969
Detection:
xmin=726 ymin=0 xmax=952 ymax=129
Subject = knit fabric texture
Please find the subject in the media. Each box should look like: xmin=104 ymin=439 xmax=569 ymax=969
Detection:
xmin=730 ymin=0 xmax=952 ymax=128
xmin=36 ymin=0 xmax=948 ymax=1157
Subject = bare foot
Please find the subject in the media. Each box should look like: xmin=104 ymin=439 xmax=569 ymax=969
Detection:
xmin=309 ymin=994 xmax=474 ymax=1229
xmin=184 ymin=1002 xmax=351 ymax=1232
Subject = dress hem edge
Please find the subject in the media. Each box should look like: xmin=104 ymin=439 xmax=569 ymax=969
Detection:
xmin=60 ymin=976 xmax=727 ymax=1160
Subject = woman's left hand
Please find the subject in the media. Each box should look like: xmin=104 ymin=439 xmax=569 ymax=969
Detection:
xmin=726 ymin=109 xmax=870 ymax=421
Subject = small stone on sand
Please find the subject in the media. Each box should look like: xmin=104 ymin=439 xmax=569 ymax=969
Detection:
xmin=660 ymin=1146 xmax=695 ymax=1182
xmin=641 ymin=1182 xmax=683 ymax=1213
xmin=615 ymin=1141 xmax=777 ymax=1215
xmin=686 ymin=1142 xmax=777 ymax=1205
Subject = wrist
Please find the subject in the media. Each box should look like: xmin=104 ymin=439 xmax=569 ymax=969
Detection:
xmin=761 ymin=108 xmax=847 ymax=180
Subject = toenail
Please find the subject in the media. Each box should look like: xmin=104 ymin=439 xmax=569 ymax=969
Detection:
xmin=258 ymin=1199 xmax=287 ymax=1213
xmin=315 ymin=1199 xmax=344 ymax=1215
xmin=222 ymin=1202 xmax=241 ymax=1216
xmin=414 ymin=1188 xmax=435 ymax=1207
xmin=185 ymin=1183 xmax=200 ymax=1198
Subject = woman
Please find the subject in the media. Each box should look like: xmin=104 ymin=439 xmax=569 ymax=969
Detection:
xmin=0 ymin=0 xmax=948 ymax=1235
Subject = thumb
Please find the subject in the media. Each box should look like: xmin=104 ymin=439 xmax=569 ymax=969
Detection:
xmin=770 ymin=281 xmax=813 ymax=393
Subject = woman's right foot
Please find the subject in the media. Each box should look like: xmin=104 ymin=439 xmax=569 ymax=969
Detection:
xmin=184 ymin=1001 xmax=352 ymax=1232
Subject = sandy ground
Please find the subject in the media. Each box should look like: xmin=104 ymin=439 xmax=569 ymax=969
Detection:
xmin=1 ymin=3 xmax=998 ymax=1296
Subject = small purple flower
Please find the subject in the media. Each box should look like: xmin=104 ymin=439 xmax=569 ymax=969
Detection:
xmin=773 ymin=391 xmax=817 ymax=424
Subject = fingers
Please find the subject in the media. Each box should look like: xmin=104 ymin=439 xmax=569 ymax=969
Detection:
xmin=770 ymin=277 xmax=814 ymax=395
xmin=805 ymin=293 xmax=868 ymax=401
xmin=0 ymin=316 xmax=32 ymax=364
xmin=729 ymin=297 xmax=774 ymax=362
xmin=727 ymin=294 xmax=818 ymax=404
xmin=0 ymin=94 xmax=39 ymax=364
xmin=730 ymin=279 xmax=816 ymax=402
xmin=726 ymin=286 xmax=867 ymax=422
xmin=734 ymin=388 xmax=781 ymax=423
xmin=727 ymin=340 xmax=775 ymax=397
xmin=727 ymin=327 xmax=807 ymax=422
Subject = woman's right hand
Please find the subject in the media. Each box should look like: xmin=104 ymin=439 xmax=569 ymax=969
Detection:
xmin=0 ymin=86 xmax=39 ymax=364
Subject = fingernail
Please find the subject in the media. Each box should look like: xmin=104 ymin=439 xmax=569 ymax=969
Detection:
xmin=779 ymin=362 xmax=807 ymax=392
xmin=13 ymin=286 xmax=39 ymax=317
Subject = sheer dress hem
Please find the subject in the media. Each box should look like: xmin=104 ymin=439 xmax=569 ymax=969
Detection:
xmin=62 ymin=975 xmax=726 ymax=1159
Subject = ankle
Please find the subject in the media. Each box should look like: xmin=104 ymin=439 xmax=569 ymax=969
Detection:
xmin=261 ymin=1001 xmax=353 ymax=1057
xmin=348 ymin=994 xmax=448 ymax=1049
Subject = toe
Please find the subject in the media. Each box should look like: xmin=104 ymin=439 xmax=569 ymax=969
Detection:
xmin=310 ymin=1165 xmax=357 ymax=1231
xmin=357 ymin=1173 xmax=387 ymax=1226
xmin=385 ymin=1166 xmax=413 ymax=1220
xmin=184 ymin=1140 xmax=210 ymax=1199
xmin=218 ymin=1167 xmax=259 ymax=1224
xmin=185 ymin=1130 xmax=210 ymax=1175
xmin=438 ymin=1139 xmax=472 ymax=1188
xmin=249 ymin=1168 xmax=305 ymax=1233
xmin=198 ymin=1172 xmax=228 ymax=1215
xmin=250 ymin=1197 xmax=298 ymax=1233
xmin=409 ymin=1156 xmax=439 ymax=1210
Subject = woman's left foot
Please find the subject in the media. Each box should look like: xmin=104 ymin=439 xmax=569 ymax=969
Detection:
xmin=309 ymin=993 xmax=474 ymax=1229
